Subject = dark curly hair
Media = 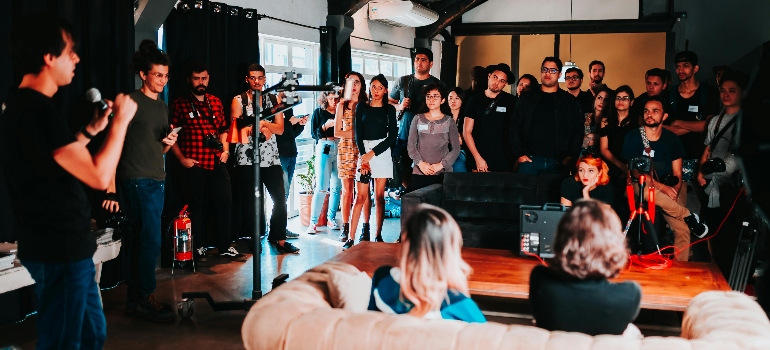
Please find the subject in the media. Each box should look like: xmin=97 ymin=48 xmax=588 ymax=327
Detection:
xmin=130 ymin=40 xmax=170 ymax=75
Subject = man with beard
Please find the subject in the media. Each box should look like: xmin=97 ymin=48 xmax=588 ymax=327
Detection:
xmin=228 ymin=64 xmax=299 ymax=254
xmin=621 ymin=96 xmax=709 ymax=261
xmin=631 ymin=68 xmax=670 ymax=120
xmin=665 ymin=51 xmax=720 ymax=218
xmin=463 ymin=63 xmax=517 ymax=172
xmin=170 ymin=61 xmax=243 ymax=261
xmin=564 ymin=67 xmax=594 ymax=113
xmin=588 ymin=60 xmax=607 ymax=92
xmin=389 ymin=47 xmax=445 ymax=186
xmin=512 ymin=57 xmax=583 ymax=175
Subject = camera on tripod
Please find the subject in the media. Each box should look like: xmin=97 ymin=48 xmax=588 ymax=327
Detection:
xmin=629 ymin=156 xmax=652 ymax=173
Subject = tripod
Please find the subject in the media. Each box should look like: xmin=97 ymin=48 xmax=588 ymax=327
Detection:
xmin=729 ymin=209 xmax=765 ymax=291
xmin=624 ymin=174 xmax=663 ymax=256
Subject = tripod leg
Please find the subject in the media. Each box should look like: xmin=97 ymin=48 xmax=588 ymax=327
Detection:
xmin=642 ymin=215 xmax=662 ymax=254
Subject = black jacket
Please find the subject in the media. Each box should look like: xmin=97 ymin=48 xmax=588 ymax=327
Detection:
xmin=510 ymin=88 xmax=583 ymax=162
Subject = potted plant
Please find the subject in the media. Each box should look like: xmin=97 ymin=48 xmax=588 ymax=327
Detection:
xmin=296 ymin=155 xmax=329 ymax=226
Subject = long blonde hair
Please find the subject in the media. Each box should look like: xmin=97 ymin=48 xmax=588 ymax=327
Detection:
xmin=399 ymin=204 xmax=471 ymax=316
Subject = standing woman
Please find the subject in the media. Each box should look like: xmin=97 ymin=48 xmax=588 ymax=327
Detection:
xmin=599 ymin=85 xmax=636 ymax=218
xmin=406 ymin=84 xmax=460 ymax=193
xmin=346 ymin=74 xmax=397 ymax=249
xmin=335 ymin=72 xmax=371 ymax=243
xmin=306 ymin=88 xmax=342 ymax=233
xmin=446 ymin=87 xmax=468 ymax=172
xmin=582 ymin=84 xmax=612 ymax=155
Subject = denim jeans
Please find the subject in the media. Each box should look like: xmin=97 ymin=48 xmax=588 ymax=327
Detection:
xmin=120 ymin=178 xmax=164 ymax=300
xmin=517 ymin=155 xmax=561 ymax=175
xmin=280 ymin=156 xmax=297 ymax=200
xmin=310 ymin=140 xmax=342 ymax=224
xmin=21 ymin=258 xmax=106 ymax=349
xmin=452 ymin=150 xmax=468 ymax=173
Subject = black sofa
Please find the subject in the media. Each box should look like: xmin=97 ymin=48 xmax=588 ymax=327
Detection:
xmin=401 ymin=172 xmax=563 ymax=250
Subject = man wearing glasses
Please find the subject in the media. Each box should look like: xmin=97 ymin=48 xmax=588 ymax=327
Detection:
xmin=389 ymin=47 xmax=445 ymax=187
xmin=512 ymin=57 xmax=583 ymax=175
xmin=228 ymin=64 xmax=299 ymax=254
xmin=463 ymin=63 xmax=517 ymax=172
xmin=564 ymin=67 xmax=594 ymax=113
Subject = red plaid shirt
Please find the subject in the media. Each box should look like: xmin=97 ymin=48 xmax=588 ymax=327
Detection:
xmin=170 ymin=93 xmax=227 ymax=170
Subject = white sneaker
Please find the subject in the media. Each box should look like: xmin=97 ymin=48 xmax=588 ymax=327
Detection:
xmin=305 ymin=224 xmax=318 ymax=234
xmin=196 ymin=247 xmax=207 ymax=257
xmin=327 ymin=220 xmax=339 ymax=230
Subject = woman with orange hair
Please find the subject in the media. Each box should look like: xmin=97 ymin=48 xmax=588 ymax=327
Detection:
xmin=560 ymin=154 xmax=614 ymax=206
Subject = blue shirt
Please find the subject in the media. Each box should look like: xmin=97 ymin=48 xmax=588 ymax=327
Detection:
xmin=368 ymin=266 xmax=486 ymax=323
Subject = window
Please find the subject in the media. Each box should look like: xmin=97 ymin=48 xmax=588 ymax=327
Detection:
xmin=351 ymin=50 xmax=411 ymax=94
xmin=259 ymin=35 xmax=319 ymax=216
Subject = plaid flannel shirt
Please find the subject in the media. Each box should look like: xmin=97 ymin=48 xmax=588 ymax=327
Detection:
xmin=170 ymin=93 xmax=227 ymax=170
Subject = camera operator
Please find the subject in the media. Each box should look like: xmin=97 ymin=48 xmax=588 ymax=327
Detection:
xmin=170 ymin=61 xmax=242 ymax=260
xmin=1 ymin=14 xmax=137 ymax=347
xmin=621 ymin=96 xmax=709 ymax=261
xmin=694 ymin=71 xmax=747 ymax=263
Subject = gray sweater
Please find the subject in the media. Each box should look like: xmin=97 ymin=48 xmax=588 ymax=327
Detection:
xmin=407 ymin=114 xmax=460 ymax=175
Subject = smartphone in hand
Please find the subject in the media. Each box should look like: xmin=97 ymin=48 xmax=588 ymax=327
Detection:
xmin=170 ymin=126 xmax=183 ymax=134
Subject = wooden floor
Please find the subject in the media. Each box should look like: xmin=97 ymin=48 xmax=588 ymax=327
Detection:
xmin=331 ymin=242 xmax=731 ymax=311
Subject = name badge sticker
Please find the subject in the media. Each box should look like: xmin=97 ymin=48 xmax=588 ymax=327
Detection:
xmin=417 ymin=124 xmax=429 ymax=131
xmin=688 ymin=105 xmax=699 ymax=113
xmin=189 ymin=112 xmax=195 ymax=119
xmin=643 ymin=150 xmax=655 ymax=157
xmin=496 ymin=106 xmax=507 ymax=113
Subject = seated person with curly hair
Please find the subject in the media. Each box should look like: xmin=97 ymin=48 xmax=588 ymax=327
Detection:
xmin=560 ymin=153 xmax=614 ymax=206
xmin=529 ymin=199 xmax=641 ymax=335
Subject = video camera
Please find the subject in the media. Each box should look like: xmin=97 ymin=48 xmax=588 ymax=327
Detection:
xmin=628 ymin=156 xmax=651 ymax=173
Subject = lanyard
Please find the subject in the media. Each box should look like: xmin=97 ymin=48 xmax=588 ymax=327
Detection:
xmin=187 ymin=94 xmax=213 ymax=119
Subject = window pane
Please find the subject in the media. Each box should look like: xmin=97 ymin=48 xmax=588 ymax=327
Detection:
xmin=292 ymin=46 xmax=307 ymax=69
xmin=352 ymin=57 xmax=363 ymax=74
xmin=380 ymin=61 xmax=393 ymax=77
xmin=298 ymin=74 xmax=315 ymax=86
xmin=364 ymin=58 xmax=379 ymax=75
xmin=394 ymin=61 xmax=407 ymax=77
xmin=265 ymin=43 xmax=288 ymax=66
xmin=266 ymin=73 xmax=282 ymax=87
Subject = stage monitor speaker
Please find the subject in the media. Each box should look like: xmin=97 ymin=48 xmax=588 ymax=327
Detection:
xmin=519 ymin=203 xmax=568 ymax=258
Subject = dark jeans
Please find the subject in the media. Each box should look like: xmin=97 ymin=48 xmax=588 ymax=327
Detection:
xmin=231 ymin=164 xmax=287 ymax=241
xmin=404 ymin=173 xmax=444 ymax=194
xmin=279 ymin=156 xmax=297 ymax=200
xmin=21 ymin=258 xmax=106 ymax=349
xmin=517 ymin=155 xmax=561 ymax=175
xmin=188 ymin=164 xmax=232 ymax=253
xmin=119 ymin=178 xmax=164 ymax=301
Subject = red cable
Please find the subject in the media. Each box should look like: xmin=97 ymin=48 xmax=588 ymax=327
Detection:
xmin=520 ymin=235 xmax=548 ymax=267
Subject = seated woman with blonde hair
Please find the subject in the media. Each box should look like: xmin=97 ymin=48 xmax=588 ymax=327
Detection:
xmin=529 ymin=199 xmax=641 ymax=335
xmin=368 ymin=204 xmax=485 ymax=323
xmin=560 ymin=153 xmax=614 ymax=206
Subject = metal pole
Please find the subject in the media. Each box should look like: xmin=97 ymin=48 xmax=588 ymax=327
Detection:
xmin=251 ymin=89 xmax=263 ymax=300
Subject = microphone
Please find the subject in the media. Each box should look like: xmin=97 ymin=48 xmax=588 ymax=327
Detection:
xmin=85 ymin=88 xmax=109 ymax=111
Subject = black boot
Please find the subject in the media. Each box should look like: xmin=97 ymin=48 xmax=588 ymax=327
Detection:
xmin=340 ymin=223 xmax=350 ymax=242
xmin=360 ymin=223 xmax=371 ymax=243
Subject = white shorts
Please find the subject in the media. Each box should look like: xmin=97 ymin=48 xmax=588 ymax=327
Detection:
xmin=361 ymin=138 xmax=393 ymax=179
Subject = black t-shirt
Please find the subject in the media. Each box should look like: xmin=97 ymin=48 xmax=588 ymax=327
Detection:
xmin=310 ymin=107 xmax=335 ymax=140
xmin=560 ymin=178 xmax=614 ymax=206
xmin=599 ymin=118 xmax=638 ymax=178
xmin=0 ymin=88 xmax=95 ymax=262
xmin=529 ymin=265 xmax=641 ymax=336
xmin=668 ymin=84 xmax=720 ymax=159
xmin=528 ymin=92 xmax=559 ymax=159
xmin=275 ymin=107 xmax=304 ymax=157
xmin=575 ymin=89 xmax=594 ymax=114
xmin=465 ymin=91 xmax=516 ymax=172
xmin=390 ymin=75 xmax=445 ymax=141
xmin=355 ymin=103 xmax=397 ymax=156
xmin=119 ymin=90 xmax=170 ymax=181
xmin=621 ymin=128 xmax=686 ymax=180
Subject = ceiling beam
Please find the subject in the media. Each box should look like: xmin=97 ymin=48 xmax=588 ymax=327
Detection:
xmin=328 ymin=0 xmax=370 ymax=16
xmin=452 ymin=18 xmax=676 ymax=36
xmin=415 ymin=0 xmax=487 ymax=39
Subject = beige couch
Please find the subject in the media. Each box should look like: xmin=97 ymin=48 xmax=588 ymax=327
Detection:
xmin=242 ymin=262 xmax=770 ymax=350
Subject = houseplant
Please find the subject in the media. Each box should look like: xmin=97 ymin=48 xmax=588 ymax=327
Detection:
xmin=297 ymin=155 xmax=329 ymax=226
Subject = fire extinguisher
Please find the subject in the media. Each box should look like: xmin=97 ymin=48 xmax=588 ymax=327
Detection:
xmin=173 ymin=205 xmax=193 ymax=262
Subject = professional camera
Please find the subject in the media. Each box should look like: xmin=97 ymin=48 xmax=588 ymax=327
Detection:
xmin=701 ymin=157 xmax=727 ymax=175
xmin=203 ymin=132 xmax=223 ymax=151
xmin=628 ymin=156 xmax=652 ymax=173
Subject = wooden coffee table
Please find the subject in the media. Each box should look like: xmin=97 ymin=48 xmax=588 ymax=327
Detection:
xmin=330 ymin=242 xmax=731 ymax=311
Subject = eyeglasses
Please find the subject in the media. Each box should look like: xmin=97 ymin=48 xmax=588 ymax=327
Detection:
xmin=425 ymin=94 xmax=442 ymax=101
xmin=247 ymin=76 xmax=266 ymax=82
xmin=615 ymin=96 xmax=631 ymax=101
xmin=541 ymin=67 xmax=559 ymax=74
xmin=564 ymin=75 xmax=581 ymax=81
xmin=149 ymin=72 xmax=170 ymax=80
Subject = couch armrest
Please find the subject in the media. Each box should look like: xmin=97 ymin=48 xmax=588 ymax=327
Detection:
xmin=401 ymin=184 xmax=443 ymax=221
xmin=682 ymin=291 xmax=770 ymax=349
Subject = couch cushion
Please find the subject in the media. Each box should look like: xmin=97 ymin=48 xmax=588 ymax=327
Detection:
xmin=442 ymin=173 xmax=539 ymax=220
xmin=457 ymin=219 xmax=518 ymax=249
